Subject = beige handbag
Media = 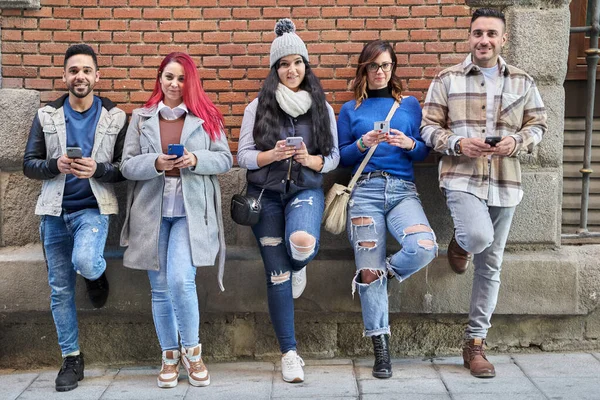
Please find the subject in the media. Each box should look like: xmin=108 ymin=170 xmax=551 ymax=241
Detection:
xmin=322 ymin=100 xmax=400 ymax=234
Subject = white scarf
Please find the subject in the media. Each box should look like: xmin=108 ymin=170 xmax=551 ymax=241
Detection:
xmin=275 ymin=83 xmax=312 ymax=118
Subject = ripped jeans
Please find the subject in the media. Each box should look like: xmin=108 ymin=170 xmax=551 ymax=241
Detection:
xmin=248 ymin=183 xmax=324 ymax=353
xmin=348 ymin=173 xmax=437 ymax=337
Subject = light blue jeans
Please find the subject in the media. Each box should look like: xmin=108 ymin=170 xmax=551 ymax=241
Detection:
xmin=148 ymin=217 xmax=200 ymax=351
xmin=445 ymin=190 xmax=516 ymax=339
xmin=41 ymin=208 xmax=109 ymax=357
xmin=348 ymin=173 xmax=437 ymax=337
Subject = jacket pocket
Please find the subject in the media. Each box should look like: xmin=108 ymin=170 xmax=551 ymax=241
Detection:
xmin=43 ymin=124 xmax=61 ymax=159
xmin=95 ymin=126 xmax=120 ymax=162
xmin=499 ymin=93 xmax=524 ymax=132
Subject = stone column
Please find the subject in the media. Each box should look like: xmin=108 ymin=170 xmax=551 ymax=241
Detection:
xmin=466 ymin=0 xmax=570 ymax=246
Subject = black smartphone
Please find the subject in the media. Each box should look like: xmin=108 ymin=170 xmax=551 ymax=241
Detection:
xmin=167 ymin=144 xmax=184 ymax=158
xmin=484 ymin=136 xmax=502 ymax=147
xmin=66 ymin=147 xmax=83 ymax=159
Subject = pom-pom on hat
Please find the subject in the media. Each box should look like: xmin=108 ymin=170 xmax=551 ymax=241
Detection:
xmin=269 ymin=19 xmax=309 ymax=68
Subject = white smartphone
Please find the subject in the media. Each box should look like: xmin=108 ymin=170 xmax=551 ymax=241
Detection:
xmin=285 ymin=136 xmax=303 ymax=149
xmin=374 ymin=121 xmax=390 ymax=134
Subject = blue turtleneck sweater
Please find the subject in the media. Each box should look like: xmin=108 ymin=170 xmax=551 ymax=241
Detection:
xmin=337 ymin=88 xmax=428 ymax=182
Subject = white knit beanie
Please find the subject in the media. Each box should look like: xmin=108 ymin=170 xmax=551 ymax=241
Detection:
xmin=269 ymin=19 xmax=309 ymax=68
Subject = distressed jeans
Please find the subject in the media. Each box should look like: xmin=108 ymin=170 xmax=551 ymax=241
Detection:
xmin=248 ymin=183 xmax=324 ymax=353
xmin=348 ymin=174 xmax=437 ymax=337
xmin=40 ymin=208 xmax=109 ymax=357
xmin=147 ymin=217 xmax=200 ymax=351
xmin=445 ymin=190 xmax=516 ymax=339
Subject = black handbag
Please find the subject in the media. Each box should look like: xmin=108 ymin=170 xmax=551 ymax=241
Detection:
xmin=230 ymin=184 xmax=264 ymax=226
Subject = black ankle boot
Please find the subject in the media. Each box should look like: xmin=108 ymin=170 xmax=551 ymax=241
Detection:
xmin=371 ymin=334 xmax=392 ymax=378
xmin=84 ymin=272 xmax=109 ymax=309
xmin=55 ymin=353 xmax=85 ymax=391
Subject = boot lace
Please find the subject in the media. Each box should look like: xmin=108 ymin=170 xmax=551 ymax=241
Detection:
xmin=373 ymin=336 xmax=390 ymax=363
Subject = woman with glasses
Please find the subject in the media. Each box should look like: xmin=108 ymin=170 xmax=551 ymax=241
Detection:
xmin=337 ymin=40 xmax=438 ymax=379
xmin=237 ymin=19 xmax=339 ymax=383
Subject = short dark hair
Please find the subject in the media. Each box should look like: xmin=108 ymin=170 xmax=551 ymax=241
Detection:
xmin=64 ymin=44 xmax=98 ymax=69
xmin=470 ymin=8 xmax=506 ymax=29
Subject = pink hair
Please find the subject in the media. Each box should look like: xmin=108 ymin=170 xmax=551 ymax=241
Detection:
xmin=144 ymin=52 xmax=224 ymax=141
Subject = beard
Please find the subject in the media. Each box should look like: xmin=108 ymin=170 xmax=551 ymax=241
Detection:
xmin=67 ymin=81 xmax=94 ymax=99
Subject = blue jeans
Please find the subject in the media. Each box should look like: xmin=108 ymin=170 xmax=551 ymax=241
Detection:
xmin=445 ymin=190 xmax=516 ymax=339
xmin=248 ymin=184 xmax=324 ymax=353
xmin=347 ymin=174 xmax=437 ymax=337
xmin=148 ymin=217 xmax=200 ymax=351
xmin=40 ymin=208 xmax=109 ymax=357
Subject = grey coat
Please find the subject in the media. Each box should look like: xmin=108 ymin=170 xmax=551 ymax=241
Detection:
xmin=119 ymin=106 xmax=233 ymax=290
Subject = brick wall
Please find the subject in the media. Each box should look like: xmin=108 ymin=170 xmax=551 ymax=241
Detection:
xmin=0 ymin=0 xmax=472 ymax=154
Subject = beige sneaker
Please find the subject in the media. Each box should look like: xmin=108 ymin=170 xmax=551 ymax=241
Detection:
xmin=181 ymin=344 xmax=210 ymax=387
xmin=157 ymin=350 xmax=180 ymax=388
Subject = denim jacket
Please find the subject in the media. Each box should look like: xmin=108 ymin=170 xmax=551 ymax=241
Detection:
xmin=23 ymin=94 xmax=127 ymax=216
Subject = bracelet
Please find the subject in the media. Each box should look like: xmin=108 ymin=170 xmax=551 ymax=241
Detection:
xmin=359 ymin=136 xmax=366 ymax=150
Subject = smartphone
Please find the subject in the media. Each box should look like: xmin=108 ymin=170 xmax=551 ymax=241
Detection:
xmin=66 ymin=147 xmax=83 ymax=159
xmin=374 ymin=121 xmax=390 ymax=134
xmin=285 ymin=136 xmax=303 ymax=149
xmin=167 ymin=144 xmax=184 ymax=158
xmin=484 ymin=136 xmax=502 ymax=147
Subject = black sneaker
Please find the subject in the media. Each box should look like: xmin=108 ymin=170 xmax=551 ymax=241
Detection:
xmin=55 ymin=353 xmax=84 ymax=392
xmin=84 ymin=272 xmax=109 ymax=309
xmin=371 ymin=334 xmax=392 ymax=379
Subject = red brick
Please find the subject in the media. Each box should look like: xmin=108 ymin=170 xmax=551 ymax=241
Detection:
xmin=426 ymin=42 xmax=455 ymax=53
xmin=233 ymin=32 xmax=261 ymax=43
xmin=1 ymin=78 xmax=24 ymax=89
xmin=248 ymin=0 xmax=276 ymax=5
xmin=130 ymin=68 xmax=158 ymax=78
xmin=100 ymin=20 xmax=127 ymax=31
xmin=3 ymin=66 xmax=38 ymax=78
xmin=100 ymin=44 xmax=128 ymax=55
xmin=25 ymin=79 xmax=54 ymax=90
xmin=442 ymin=5 xmax=470 ymax=17
xmin=203 ymin=8 xmax=232 ymax=19
xmin=396 ymin=18 xmax=425 ymax=29
xmin=220 ymin=20 xmax=248 ymax=31
xmin=188 ymin=44 xmax=218 ymax=55
xmin=119 ymin=104 xmax=137 ymax=115
xmin=337 ymin=19 xmax=365 ymax=30
xmin=114 ymin=8 xmax=142 ymax=19
xmin=189 ymin=20 xmax=218 ymax=31
xmin=130 ymin=20 xmax=157 ymax=31
xmin=350 ymin=31 xmax=380 ymax=41
xmin=219 ymin=69 xmax=246 ymax=79
xmin=40 ymin=92 xmax=67 ymax=103
xmin=143 ymin=8 xmax=171 ymax=19
xmin=113 ymin=32 xmax=141 ymax=43
xmin=457 ymin=17 xmax=471 ymax=28
xmin=24 ymin=8 xmax=52 ymax=17
xmin=143 ymin=32 xmax=173 ymax=43
xmin=335 ymin=42 xmax=363 ymax=54
xmin=203 ymin=56 xmax=231 ymax=67
xmin=83 ymin=31 xmax=112 ymax=42
xmin=440 ymin=53 xmax=465 ymax=65
xmin=69 ymin=0 xmax=97 ymax=4
xmin=406 ymin=78 xmax=432 ymax=90
xmin=95 ymin=80 xmax=112 ymax=90
xmin=159 ymin=0 xmax=187 ymax=5
xmin=131 ymin=91 xmax=152 ymax=102
xmin=232 ymin=56 xmax=261 ymax=66
xmin=365 ymin=19 xmax=394 ymax=30
xmin=2 ymin=9 xmax=23 ymax=16
xmin=395 ymin=42 xmax=424 ymax=53
xmin=424 ymin=66 xmax=444 ymax=77
xmin=220 ymin=0 xmax=247 ymax=5
xmin=203 ymin=32 xmax=231 ymax=43
xmin=158 ymin=44 xmax=188 ymax=54
xmin=409 ymin=54 xmax=438 ymax=65
xmin=293 ymin=7 xmax=320 ymax=17
xmin=262 ymin=7 xmax=290 ymax=18
xmin=40 ymin=67 xmax=63 ymax=77
xmin=39 ymin=43 xmax=69 ymax=54
xmin=71 ymin=19 xmax=98 ymax=30
xmin=248 ymin=20 xmax=275 ymax=31
xmin=319 ymin=55 xmax=348 ymax=66
xmin=396 ymin=67 xmax=423 ymax=78
xmin=456 ymin=42 xmax=469 ymax=53
xmin=99 ymin=67 xmax=128 ymax=78
xmin=3 ymin=54 xmax=22 ymax=65
xmin=83 ymin=8 xmax=111 ymax=18
xmin=41 ymin=0 xmax=68 ymax=5
xmin=2 ymin=30 xmax=22 ymax=41
xmin=99 ymin=0 xmax=122 ymax=5
xmin=307 ymin=43 xmax=335 ymax=54
xmin=97 ymin=91 xmax=128 ymax=103
xmin=219 ymin=44 xmax=247 ymax=55
xmin=321 ymin=79 xmax=348 ymax=90
xmin=441 ymin=29 xmax=467 ymax=41
xmin=38 ymin=19 xmax=67 ymax=30
xmin=203 ymin=80 xmax=232 ymax=91
xmin=159 ymin=21 xmax=188 ymax=31
xmin=352 ymin=7 xmax=380 ymax=17
xmin=189 ymin=0 xmax=217 ymax=5
xmin=298 ymin=31 xmax=319 ymax=42
xmin=54 ymin=31 xmax=83 ymax=42
xmin=426 ymin=17 xmax=456 ymax=29
xmin=114 ymin=80 xmax=142 ymax=90
xmin=366 ymin=0 xmax=396 ymax=4
xmin=381 ymin=6 xmax=410 ymax=17
xmin=23 ymin=55 xmax=52 ymax=66
xmin=173 ymin=8 xmax=202 ymax=19
xmin=381 ymin=30 xmax=409 ymax=41
xmin=113 ymin=56 xmax=142 ymax=67
xmin=129 ymin=0 xmax=157 ymax=5
xmin=173 ymin=32 xmax=203 ymax=43
xmin=333 ymin=67 xmax=357 ymax=78
xmin=231 ymin=104 xmax=246 ymax=114
xmin=321 ymin=7 xmax=350 ymax=17
xmin=410 ymin=29 xmax=438 ymax=41
xmin=247 ymin=43 xmax=270 ymax=54
xmin=412 ymin=6 xmax=440 ymax=17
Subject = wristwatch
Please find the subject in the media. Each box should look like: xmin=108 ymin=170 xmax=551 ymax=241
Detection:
xmin=454 ymin=139 xmax=463 ymax=155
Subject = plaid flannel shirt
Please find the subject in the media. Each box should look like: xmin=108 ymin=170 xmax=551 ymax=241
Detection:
xmin=420 ymin=55 xmax=547 ymax=207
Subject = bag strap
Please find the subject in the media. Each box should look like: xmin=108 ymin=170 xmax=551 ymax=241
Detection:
xmin=347 ymin=100 xmax=400 ymax=191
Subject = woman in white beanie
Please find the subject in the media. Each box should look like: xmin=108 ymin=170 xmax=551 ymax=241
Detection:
xmin=237 ymin=18 xmax=339 ymax=383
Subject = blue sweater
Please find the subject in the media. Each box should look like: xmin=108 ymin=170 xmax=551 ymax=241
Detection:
xmin=337 ymin=95 xmax=428 ymax=182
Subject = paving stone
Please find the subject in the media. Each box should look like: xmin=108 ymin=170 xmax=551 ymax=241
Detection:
xmin=0 ymin=372 xmax=38 ymax=400
xmin=100 ymin=367 xmax=187 ymax=400
xmin=452 ymin=394 xmax=546 ymax=400
xmin=532 ymin=377 xmax=600 ymax=400
xmin=18 ymin=368 xmax=117 ymax=400
xmin=272 ymin=364 xmax=358 ymax=398
xmin=513 ymin=353 xmax=600 ymax=378
xmin=362 ymin=395 xmax=450 ymax=400
xmin=354 ymin=357 xmax=439 ymax=380
xmin=358 ymin=378 xmax=447 ymax=395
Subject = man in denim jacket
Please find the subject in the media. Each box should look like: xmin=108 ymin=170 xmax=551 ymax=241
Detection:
xmin=23 ymin=44 xmax=127 ymax=392
xmin=421 ymin=9 xmax=547 ymax=378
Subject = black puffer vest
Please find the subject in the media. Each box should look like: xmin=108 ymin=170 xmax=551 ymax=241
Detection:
xmin=247 ymin=109 xmax=323 ymax=194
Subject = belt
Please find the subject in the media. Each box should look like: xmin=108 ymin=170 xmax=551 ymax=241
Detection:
xmin=357 ymin=170 xmax=389 ymax=182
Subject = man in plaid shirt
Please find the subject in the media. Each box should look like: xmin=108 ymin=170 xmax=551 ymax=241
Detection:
xmin=421 ymin=8 xmax=547 ymax=378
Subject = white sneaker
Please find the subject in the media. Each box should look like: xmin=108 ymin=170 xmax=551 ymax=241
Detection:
xmin=281 ymin=350 xmax=305 ymax=383
xmin=292 ymin=267 xmax=307 ymax=299
xmin=157 ymin=349 xmax=180 ymax=388
xmin=181 ymin=344 xmax=210 ymax=387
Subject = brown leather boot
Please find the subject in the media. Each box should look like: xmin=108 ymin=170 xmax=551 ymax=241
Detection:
xmin=463 ymin=338 xmax=495 ymax=378
xmin=447 ymin=234 xmax=472 ymax=274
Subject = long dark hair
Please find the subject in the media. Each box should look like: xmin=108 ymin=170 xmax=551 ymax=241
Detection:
xmin=252 ymin=57 xmax=333 ymax=156
xmin=352 ymin=40 xmax=403 ymax=108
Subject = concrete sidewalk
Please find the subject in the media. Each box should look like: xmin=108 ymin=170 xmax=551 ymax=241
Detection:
xmin=2 ymin=352 xmax=599 ymax=400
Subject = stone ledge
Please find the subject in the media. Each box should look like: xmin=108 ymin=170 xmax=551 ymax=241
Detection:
xmin=0 ymin=0 xmax=40 ymax=9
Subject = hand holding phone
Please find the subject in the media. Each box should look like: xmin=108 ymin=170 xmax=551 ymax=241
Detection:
xmin=484 ymin=136 xmax=502 ymax=147
xmin=66 ymin=147 xmax=83 ymax=159
xmin=285 ymin=136 xmax=303 ymax=149
xmin=374 ymin=121 xmax=390 ymax=134
xmin=167 ymin=144 xmax=185 ymax=158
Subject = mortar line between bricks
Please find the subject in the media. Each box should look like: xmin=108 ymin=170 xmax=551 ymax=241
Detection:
xmin=97 ymin=367 xmax=120 ymax=400
xmin=15 ymin=371 xmax=39 ymax=400
xmin=431 ymin=359 xmax=456 ymax=400
xmin=510 ymin=355 xmax=551 ymax=400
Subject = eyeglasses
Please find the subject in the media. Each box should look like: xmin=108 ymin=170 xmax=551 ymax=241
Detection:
xmin=367 ymin=62 xmax=394 ymax=73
